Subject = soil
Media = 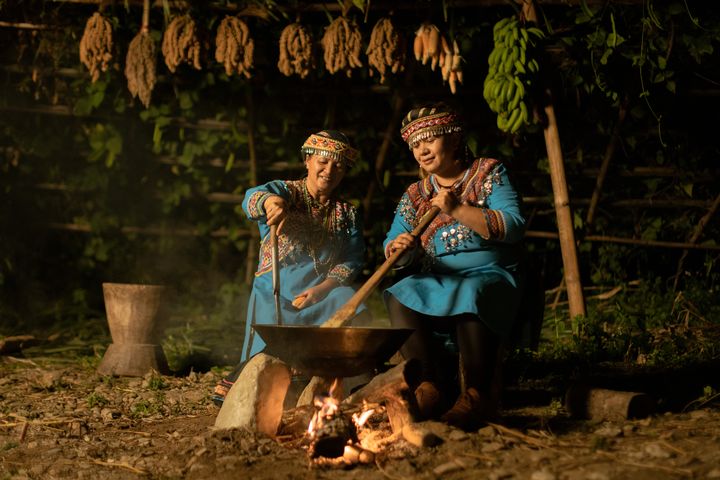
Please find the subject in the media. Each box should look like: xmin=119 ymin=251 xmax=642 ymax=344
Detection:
xmin=1 ymin=354 xmax=720 ymax=480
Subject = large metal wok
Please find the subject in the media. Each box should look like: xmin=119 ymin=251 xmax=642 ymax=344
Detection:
xmin=254 ymin=324 xmax=413 ymax=378
xmin=255 ymin=207 xmax=441 ymax=378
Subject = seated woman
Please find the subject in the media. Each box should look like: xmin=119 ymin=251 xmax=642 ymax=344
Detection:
xmin=383 ymin=104 xmax=526 ymax=430
xmin=214 ymin=130 xmax=366 ymax=404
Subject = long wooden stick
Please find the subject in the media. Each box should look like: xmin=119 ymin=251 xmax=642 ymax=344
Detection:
xmin=321 ymin=207 xmax=441 ymax=328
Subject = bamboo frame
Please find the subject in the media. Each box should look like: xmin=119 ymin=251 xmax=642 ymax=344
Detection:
xmin=521 ymin=0 xmax=586 ymax=319
xmin=586 ymin=99 xmax=628 ymax=228
xmin=672 ymin=191 xmax=720 ymax=289
xmin=525 ymin=230 xmax=720 ymax=251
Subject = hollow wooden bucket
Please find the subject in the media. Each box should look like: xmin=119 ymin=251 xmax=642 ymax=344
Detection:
xmin=97 ymin=283 xmax=171 ymax=376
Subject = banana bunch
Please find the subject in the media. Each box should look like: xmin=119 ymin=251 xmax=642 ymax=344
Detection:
xmin=366 ymin=17 xmax=404 ymax=84
xmin=278 ymin=22 xmax=314 ymax=79
xmin=321 ymin=16 xmax=362 ymax=78
xmin=483 ymin=16 xmax=544 ymax=133
xmin=215 ymin=16 xmax=254 ymax=78
xmin=161 ymin=14 xmax=201 ymax=73
xmin=79 ymin=12 xmax=113 ymax=83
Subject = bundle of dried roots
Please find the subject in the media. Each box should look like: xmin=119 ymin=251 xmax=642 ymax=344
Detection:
xmin=277 ymin=22 xmax=313 ymax=79
xmin=440 ymin=39 xmax=464 ymax=94
xmin=79 ymin=12 xmax=113 ymax=83
xmin=321 ymin=16 xmax=362 ymax=77
xmin=125 ymin=29 xmax=156 ymax=108
xmin=161 ymin=14 xmax=201 ymax=73
xmin=215 ymin=15 xmax=253 ymax=78
xmin=366 ymin=17 xmax=404 ymax=83
xmin=413 ymin=23 xmax=447 ymax=71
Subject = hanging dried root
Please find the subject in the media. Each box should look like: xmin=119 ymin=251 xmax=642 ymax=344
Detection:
xmin=413 ymin=23 xmax=444 ymax=71
xmin=441 ymin=39 xmax=464 ymax=94
xmin=161 ymin=14 xmax=201 ymax=73
xmin=79 ymin=12 xmax=113 ymax=83
xmin=321 ymin=16 xmax=362 ymax=78
xmin=366 ymin=17 xmax=404 ymax=83
xmin=215 ymin=15 xmax=254 ymax=78
xmin=277 ymin=22 xmax=313 ymax=79
xmin=125 ymin=29 xmax=156 ymax=108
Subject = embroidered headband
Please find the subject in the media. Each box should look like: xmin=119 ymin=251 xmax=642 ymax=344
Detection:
xmin=300 ymin=130 xmax=359 ymax=166
xmin=400 ymin=106 xmax=464 ymax=148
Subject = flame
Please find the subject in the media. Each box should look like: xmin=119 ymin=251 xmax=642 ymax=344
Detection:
xmin=352 ymin=408 xmax=375 ymax=428
xmin=307 ymin=379 xmax=341 ymax=436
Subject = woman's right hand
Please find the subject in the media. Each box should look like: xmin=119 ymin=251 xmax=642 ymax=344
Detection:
xmin=263 ymin=195 xmax=287 ymax=232
xmin=389 ymin=232 xmax=416 ymax=254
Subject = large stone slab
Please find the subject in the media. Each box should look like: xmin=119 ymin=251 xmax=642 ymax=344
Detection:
xmin=214 ymin=353 xmax=291 ymax=436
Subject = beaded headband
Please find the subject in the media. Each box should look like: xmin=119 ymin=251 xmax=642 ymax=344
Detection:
xmin=300 ymin=131 xmax=359 ymax=166
xmin=400 ymin=108 xmax=464 ymax=148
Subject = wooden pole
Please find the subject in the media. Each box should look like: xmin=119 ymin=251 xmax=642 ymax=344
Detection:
xmin=520 ymin=0 xmax=586 ymax=319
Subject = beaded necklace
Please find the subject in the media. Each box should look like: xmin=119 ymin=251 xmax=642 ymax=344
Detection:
xmin=300 ymin=178 xmax=338 ymax=274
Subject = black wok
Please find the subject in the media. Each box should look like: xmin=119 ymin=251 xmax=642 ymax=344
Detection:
xmin=254 ymin=324 xmax=413 ymax=378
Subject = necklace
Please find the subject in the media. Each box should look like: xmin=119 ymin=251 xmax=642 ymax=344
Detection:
xmin=433 ymin=168 xmax=470 ymax=191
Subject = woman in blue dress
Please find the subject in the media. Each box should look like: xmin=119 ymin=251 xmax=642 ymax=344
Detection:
xmin=384 ymin=104 xmax=526 ymax=429
xmin=213 ymin=130 xmax=366 ymax=404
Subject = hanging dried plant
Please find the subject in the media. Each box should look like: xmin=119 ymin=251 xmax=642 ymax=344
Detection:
xmin=215 ymin=15 xmax=254 ymax=78
xmin=321 ymin=16 xmax=362 ymax=78
xmin=124 ymin=0 xmax=156 ymax=108
xmin=79 ymin=12 xmax=113 ymax=83
xmin=277 ymin=22 xmax=314 ymax=79
xmin=161 ymin=14 xmax=201 ymax=73
xmin=366 ymin=17 xmax=404 ymax=84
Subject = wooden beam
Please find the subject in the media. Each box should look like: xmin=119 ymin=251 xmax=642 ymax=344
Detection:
xmin=525 ymin=230 xmax=720 ymax=251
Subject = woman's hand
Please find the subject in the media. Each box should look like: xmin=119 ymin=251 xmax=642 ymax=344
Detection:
xmin=292 ymin=278 xmax=339 ymax=310
xmin=388 ymin=232 xmax=416 ymax=254
xmin=263 ymin=195 xmax=288 ymax=232
xmin=431 ymin=188 xmax=461 ymax=217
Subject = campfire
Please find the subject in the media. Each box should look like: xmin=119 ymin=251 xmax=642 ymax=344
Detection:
xmin=215 ymin=354 xmax=445 ymax=469
xmin=305 ymin=379 xmax=377 ymax=465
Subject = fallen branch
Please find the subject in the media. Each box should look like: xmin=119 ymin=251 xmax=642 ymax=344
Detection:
xmin=487 ymin=423 xmax=572 ymax=458
xmin=90 ymin=459 xmax=148 ymax=475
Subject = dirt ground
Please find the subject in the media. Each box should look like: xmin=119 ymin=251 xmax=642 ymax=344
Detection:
xmin=1 ymin=354 xmax=719 ymax=480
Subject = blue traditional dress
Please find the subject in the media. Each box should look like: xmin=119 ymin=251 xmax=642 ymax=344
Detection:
xmin=241 ymin=178 xmax=365 ymax=359
xmin=383 ymin=158 xmax=526 ymax=340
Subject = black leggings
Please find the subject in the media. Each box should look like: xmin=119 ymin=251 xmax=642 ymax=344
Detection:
xmin=387 ymin=295 xmax=500 ymax=394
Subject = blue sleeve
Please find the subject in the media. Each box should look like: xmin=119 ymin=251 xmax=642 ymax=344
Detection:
xmin=242 ymin=180 xmax=290 ymax=238
xmin=382 ymin=192 xmax=419 ymax=266
xmin=486 ymin=165 xmax=526 ymax=244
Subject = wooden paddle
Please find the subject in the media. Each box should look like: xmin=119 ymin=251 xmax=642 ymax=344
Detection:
xmin=321 ymin=206 xmax=441 ymax=328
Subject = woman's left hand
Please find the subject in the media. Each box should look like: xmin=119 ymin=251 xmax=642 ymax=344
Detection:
xmin=292 ymin=279 xmax=338 ymax=309
xmin=431 ymin=188 xmax=461 ymax=216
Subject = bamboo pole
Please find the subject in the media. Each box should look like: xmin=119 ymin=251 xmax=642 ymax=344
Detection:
xmin=672 ymin=191 xmax=720 ymax=290
xmin=586 ymin=99 xmax=628 ymax=228
xmin=244 ymin=84 xmax=259 ymax=286
xmin=520 ymin=0 xmax=585 ymax=319
xmin=525 ymin=230 xmax=720 ymax=251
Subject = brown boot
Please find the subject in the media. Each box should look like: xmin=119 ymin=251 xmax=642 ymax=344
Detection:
xmin=440 ymin=387 xmax=496 ymax=431
xmin=414 ymin=381 xmax=444 ymax=420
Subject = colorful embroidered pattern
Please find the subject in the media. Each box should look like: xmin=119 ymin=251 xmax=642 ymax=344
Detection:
xmin=301 ymin=133 xmax=359 ymax=165
xmin=399 ymin=158 xmax=502 ymax=259
xmin=400 ymin=112 xmax=463 ymax=146
xmin=255 ymin=179 xmax=358 ymax=280
xmin=246 ymin=191 xmax=273 ymax=219
xmin=328 ymin=264 xmax=353 ymax=283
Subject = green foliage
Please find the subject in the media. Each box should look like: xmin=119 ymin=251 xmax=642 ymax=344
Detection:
xmin=86 ymin=392 xmax=109 ymax=408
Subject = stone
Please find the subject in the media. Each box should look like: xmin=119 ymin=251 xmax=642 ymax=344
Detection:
xmin=213 ymin=353 xmax=291 ymax=436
